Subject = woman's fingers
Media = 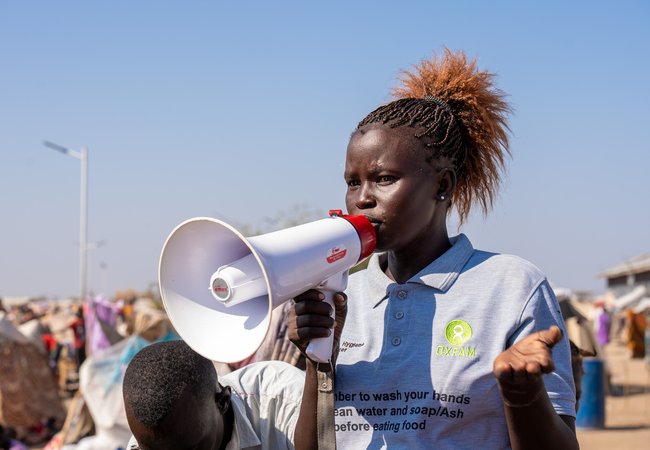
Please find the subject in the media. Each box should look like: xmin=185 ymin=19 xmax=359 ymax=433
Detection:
xmin=493 ymin=326 xmax=562 ymax=382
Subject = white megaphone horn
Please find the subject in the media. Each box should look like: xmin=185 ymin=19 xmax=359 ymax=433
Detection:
xmin=159 ymin=210 xmax=376 ymax=364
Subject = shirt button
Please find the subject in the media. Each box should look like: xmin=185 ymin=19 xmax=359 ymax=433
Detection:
xmin=397 ymin=290 xmax=407 ymax=299
xmin=395 ymin=311 xmax=404 ymax=319
xmin=392 ymin=337 xmax=401 ymax=346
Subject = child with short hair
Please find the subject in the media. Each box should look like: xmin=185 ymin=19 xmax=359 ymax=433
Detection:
xmin=123 ymin=340 xmax=304 ymax=450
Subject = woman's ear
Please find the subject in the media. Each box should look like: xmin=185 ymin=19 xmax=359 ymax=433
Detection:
xmin=436 ymin=167 xmax=457 ymax=201
xmin=215 ymin=385 xmax=232 ymax=415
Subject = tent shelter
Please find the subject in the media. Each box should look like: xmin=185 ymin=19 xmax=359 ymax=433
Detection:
xmin=0 ymin=312 xmax=65 ymax=436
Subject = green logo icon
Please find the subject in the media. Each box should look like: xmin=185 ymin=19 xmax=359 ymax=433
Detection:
xmin=445 ymin=320 xmax=472 ymax=346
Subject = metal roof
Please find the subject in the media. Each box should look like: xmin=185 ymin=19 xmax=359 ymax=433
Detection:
xmin=599 ymin=253 xmax=650 ymax=278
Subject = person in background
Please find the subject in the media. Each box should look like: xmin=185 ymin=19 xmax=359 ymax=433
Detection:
xmin=597 ymin=306 xmax=611 ymax=348
xmin=40 ymin=324 xmax=62 ymax=374
xmin=69 ymin=307 xmax=86 ymax=368
xmin=625 ymin=308 xmax=647 ymax=358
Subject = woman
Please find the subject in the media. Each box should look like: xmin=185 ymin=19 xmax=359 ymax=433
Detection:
xmin=291 ymin=49 xmax=578 ymax=450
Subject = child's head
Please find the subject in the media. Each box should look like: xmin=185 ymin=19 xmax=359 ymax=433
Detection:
xmin=347 ymin=49 xmax=511 ymax=228
xmin=123 ymin=340 xmax=232 ymax=450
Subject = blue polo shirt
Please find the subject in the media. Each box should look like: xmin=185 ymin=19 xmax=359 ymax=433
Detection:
xmin=334 ymin=234 xmax=575 ymax=449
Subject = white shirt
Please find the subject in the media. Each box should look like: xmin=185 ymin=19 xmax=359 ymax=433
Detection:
xmin=127 ymin=360 xmax=304 ymax=450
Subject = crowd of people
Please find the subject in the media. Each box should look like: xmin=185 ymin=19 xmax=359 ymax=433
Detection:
xmin=0 ymin=292 xmax=150 ymax=449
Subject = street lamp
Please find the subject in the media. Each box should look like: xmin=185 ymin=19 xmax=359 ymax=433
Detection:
xmin=43 ymin=140 xmax=89 ymax=302
xmin=99 ymin=261 xmax=108 ymax=297
xmin=87 ymin=239 xmax=107 ymax=295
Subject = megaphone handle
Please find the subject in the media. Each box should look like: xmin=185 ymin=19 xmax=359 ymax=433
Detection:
xmin=305 ymin=290 xmax=336 ymax=364
xmin=305 ymin=271 xmax=348 ymax=364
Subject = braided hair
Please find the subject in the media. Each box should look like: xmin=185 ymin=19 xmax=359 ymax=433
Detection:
xmin=357 ymin=48 xmax=512 ymax=224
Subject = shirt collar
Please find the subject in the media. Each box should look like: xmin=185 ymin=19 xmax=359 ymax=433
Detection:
xmin=225 ymin=393 xmax=261 ymax=450
xmin=412 ymin=234 xmax=474 ymax=291
xmin=365 ymin=234 xmax=474 ymax=294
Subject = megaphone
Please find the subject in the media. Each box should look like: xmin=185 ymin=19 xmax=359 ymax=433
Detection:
xmin=159 ymin=210 xmax=376 ymax=364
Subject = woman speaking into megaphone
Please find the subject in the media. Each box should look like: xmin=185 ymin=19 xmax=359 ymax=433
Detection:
xmin=289 ymin=49 xmax=578 ymax=450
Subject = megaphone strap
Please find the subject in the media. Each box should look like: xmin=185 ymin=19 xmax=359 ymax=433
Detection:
xmin=317 ymin=369 xmax=337 ymax=450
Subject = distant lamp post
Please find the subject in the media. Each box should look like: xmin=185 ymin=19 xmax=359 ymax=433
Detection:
xmin=87 ymin=240 xmax=107 ymax=295
xmin=43 ymin=140 xmax=89 ymax=302
xmin=99 ymin=261 xmax=108 ymax=297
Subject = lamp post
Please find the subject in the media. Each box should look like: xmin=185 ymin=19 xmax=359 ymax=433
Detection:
xmin=87 ymin=239 xmax=107 ymax=295
xmin=99 ymin=261 xmax=108 ymax=297
xmin=44 ymin=140 xmax=89 ymax=302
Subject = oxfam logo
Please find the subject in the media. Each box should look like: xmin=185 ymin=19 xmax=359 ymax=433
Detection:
xmin=445 ymin=320 xmax=472 ymax=346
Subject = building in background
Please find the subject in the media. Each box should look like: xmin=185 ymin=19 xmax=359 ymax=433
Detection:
xmin=599 ymin=253 xmax=650 ymax=299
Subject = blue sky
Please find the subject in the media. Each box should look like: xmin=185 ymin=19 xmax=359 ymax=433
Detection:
xmin=1 ymin=1 xmax=648 ymax=298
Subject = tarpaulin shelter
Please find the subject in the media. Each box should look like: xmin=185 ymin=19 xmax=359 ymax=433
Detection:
xmin=0 ymin=312 xmax=65 ymax=433
xmin=47 ymin=305 xmax=179 ymax=450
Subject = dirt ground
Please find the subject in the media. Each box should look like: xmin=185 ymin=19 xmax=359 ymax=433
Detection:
xmin=576 ymin=341 xmax=650 ymax=449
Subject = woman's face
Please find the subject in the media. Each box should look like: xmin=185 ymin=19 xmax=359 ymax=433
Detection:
xmin=344 ymin=124 xmax=446 ymax=253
